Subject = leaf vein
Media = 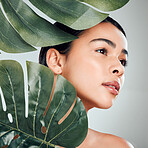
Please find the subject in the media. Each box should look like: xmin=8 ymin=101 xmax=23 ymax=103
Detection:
xmin=49 ymin=115 xmax=77 ymax=143
xmin=0 ymin=129 xmax=12 ymax=137
xmin=17 ymin=136 xmax=30 ymax=148
xmin=2 ymin=66 xmax=19 ymax=129
xmin=0 ymin=121 xmax=52 ymax=145
xmin=33 ymin=76 xmax=41 ymax=137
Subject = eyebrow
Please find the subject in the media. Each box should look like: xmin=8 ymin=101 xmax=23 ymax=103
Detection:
xmin=122 ymin=49 xmax=128 ymax=56
xmin=90 ymin=38 xmax=128 ymax=56
xmin=90 ymin=38 xmax=116 ymax=48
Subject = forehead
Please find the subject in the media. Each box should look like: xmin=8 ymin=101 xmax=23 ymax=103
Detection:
xmin=79 ymin=22 xmax=128 ymax=49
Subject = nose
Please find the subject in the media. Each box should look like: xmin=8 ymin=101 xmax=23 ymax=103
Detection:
xmin=109 ymin=58 xmax=124 ymax=78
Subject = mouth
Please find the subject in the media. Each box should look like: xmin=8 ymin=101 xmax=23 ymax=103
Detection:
xmin=102 ymin=81 xmax=120 ymax=96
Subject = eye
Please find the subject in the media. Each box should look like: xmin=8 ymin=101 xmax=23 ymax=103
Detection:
xmin=120 ymin=59 xmax=128 ymax=67
xmin=96 ymin=48 xmax=107 ymax=55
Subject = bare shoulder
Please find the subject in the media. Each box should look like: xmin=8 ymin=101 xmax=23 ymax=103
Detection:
xmin=100 ymin=132 xmax=134 ymax=148
xmin=78 ymin=128 xmax=134 ymax=148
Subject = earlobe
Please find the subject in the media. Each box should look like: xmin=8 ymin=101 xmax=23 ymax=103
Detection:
xmin=46 ymin=48 xmax=64 ymax=74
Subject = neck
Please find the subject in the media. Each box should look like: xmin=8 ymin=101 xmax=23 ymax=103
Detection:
xmin=80 ymin=99 xmax=93 ymax=113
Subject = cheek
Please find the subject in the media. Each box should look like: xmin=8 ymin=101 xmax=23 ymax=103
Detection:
xmin=62 ymin=54 xmax=116 ymax=109
xmin=62 ymin=54 xmax=106 ymax=95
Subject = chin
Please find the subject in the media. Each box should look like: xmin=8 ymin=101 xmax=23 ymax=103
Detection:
xmin=100 ymin=104 xmax=113 ymax=109
xmin=95 ymin=97 xmax=114 ymax=109
xmin=91 ymin=90 xmax=116 ymax=109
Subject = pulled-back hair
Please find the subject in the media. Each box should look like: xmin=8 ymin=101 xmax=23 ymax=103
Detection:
xmin=39 ymin=16 xmax=126 ymax=67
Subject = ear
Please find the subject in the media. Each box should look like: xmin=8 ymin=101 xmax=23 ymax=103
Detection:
xmin=46 ymin=48 xmax=65 ymax=74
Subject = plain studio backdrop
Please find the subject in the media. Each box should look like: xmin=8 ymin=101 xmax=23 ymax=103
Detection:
xmin=0 ymin=0 xmax=147 ymax=147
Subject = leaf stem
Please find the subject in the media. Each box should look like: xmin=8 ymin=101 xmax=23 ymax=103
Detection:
xmin=0 ymin=121 xmax=55 ymax=147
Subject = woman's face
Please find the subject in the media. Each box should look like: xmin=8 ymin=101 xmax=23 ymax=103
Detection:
xmin=61 ymin=22 xmax=128 ymax=111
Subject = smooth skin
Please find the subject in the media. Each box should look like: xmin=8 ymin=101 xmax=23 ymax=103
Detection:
xmin=46 ymin=22 xmax=134 ymax=147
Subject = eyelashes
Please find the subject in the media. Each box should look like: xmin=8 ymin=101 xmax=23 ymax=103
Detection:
xmin=96 ymin=48 xmax=107 ymax=56
xmin=120 ymin=59 xmax=128 ymax=67
xmin=95 ymin=48 xmax=128 ymax=67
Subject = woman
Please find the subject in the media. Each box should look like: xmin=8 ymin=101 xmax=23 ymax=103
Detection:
xmin=39 ymin=17 xmax=133 ymax=148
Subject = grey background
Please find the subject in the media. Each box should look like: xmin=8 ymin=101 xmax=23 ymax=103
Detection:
xmin=0 ymin=0 xmax=147 ymax=147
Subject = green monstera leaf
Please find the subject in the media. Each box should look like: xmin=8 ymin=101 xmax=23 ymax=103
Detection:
xmin=0 ymin=0 xmax=129 ymax=53
xmin=0 ymin=0 xmax=77 ymax=48
xmin=28 ymin=0 xmax=108 ymax=30
xmin=0 ymin=8 xmax=36 ymax=53
xmin=78 ymin=0 xmax=129 ymax=12
xmin=0 ymin=60 xmax=88 ymax=147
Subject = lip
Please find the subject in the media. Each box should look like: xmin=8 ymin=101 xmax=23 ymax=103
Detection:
xmin=102 ymin=81 xmax=120 ymax=95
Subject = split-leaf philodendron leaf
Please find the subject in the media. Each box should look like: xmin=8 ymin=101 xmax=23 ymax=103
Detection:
xmin=0 ymin=8 xmax=36 ymax=53
xmin=28 ymin=0 xmax=108 ymax=30
xmin=78 ymin=0 xmax=129 ymax=12
xmin=0 ymin=60 xmax=88 ymax=148
xmin=0 ymin=0 xmax=77 ymax=48
xmin=0 ymin=0 xmax=129 ymax=53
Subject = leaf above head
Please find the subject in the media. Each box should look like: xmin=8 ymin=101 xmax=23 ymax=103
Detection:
xmin=1 ymin=0 xmax=77 ymax=48
xmin=0 ymin=8 xmax=36 ymax=53
xmin=0 ymin=60 xmax=88 ymax=148
xmin=29 ymin=0 xmax=109 ymax=30
xmin=79 ymin=0 xmax=130 ymax=12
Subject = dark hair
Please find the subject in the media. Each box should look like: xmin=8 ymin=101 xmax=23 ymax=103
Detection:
xmin=39 ymin=16 xmax=126 ymax=67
